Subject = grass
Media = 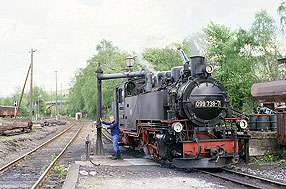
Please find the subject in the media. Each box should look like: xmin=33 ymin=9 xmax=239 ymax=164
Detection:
xmin=40 ymin=153 xmax=56 ymax=175
xmin=251 ymin=150 xmax=286 ymax=166
xmin=40 ymin=153 xmax=71 ymax=178
xmin=54 ymin=162 xmax=71 ymax=178
xmin=81 ymin=154 xmax=89 ymax=161
xmin=32 ymin=128 xmax=40 ymax=132
xmin=40 ymin=166 xmax=47 ymax=175
xmin=47 ymin=153 xmax=56 ymax=164
xmin=281 ymin=149 xmax=286 ymax=157
xmin=79 ymin=117 xmax=92 ymax=121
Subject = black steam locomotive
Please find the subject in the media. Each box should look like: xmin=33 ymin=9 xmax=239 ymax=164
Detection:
xmin=111 ymin=49 xmax=249 ymax=168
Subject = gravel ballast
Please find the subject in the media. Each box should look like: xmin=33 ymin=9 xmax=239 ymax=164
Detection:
xmin=229 ymin=161 xmax=286 ymax=183
xmin=0 ymin=119 xmax=72 ymax=168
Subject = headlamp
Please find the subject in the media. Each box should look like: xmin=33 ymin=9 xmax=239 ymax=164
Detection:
xmin=238 ymin=120 xmax=248 ymax=129
xmin=172 ymin=122 xmax=183 ymax=132
xmin=206 ymin=65 xmax=214 ymax=74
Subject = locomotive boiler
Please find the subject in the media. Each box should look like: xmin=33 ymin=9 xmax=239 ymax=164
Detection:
xmin=97 ymin=49 xmax=249 ymax=168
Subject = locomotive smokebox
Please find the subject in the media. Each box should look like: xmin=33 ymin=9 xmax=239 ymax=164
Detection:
xmin=178 ymin=77 xmax=229 ymax=127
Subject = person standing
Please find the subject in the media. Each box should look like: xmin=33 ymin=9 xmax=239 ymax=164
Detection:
xmin=100 ymin=116 xmax=121 ymax=160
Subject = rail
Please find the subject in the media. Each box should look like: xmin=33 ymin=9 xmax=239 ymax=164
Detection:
xmin=198 ymin=168 xmax=286 ymax=188
xmin=0 ymin=123 xmax=75 ymax=173
xmin=221 ymin=168 xmax=286 ymax=188
xmin=32 ymin=123 xmax=83 ymax=188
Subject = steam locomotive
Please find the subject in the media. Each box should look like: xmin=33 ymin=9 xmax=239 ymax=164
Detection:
xmin=111 ymin=49 xmax=249 ymax=168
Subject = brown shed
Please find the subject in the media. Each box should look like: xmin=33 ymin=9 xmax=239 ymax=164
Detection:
xmin=251 ymin=80 xmax=286 ymax=146
xmin=251 ymin=80 xmax=286 ymax=102
xmin=0 ymin=106 xmax=21 ymax=117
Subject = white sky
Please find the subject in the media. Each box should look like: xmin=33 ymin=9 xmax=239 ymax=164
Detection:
xmin=0 ymin=0 xmax=283 ymax=97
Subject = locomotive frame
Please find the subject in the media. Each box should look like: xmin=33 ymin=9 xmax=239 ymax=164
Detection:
xmin=95 ymin=49 xmax=250 ymax=168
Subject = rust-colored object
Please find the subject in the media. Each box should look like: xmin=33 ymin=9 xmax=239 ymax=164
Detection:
xmin=0 ymin=118 xmax=32 ymax=134
xmin=160 ymin=119 xmax=188 ymax=123
xmin=224 ymin=118 xmax=240 ymax=120
xmin=251 ymin=80 xmax=286 ymax=146
xmin=251 ymin=80 xmax=286 ymax=102
xmin=121 ymin=135 xmax=134 ymax=146
xmin=0 ymin=106 xmax=21 ymax=117
xmin=277 ymin=112 xmax=286 ymax=146
xmin=182 ymin=140 xmax=238 ymax=157
xmin=278 ymin=57 xmax=286 ymax=65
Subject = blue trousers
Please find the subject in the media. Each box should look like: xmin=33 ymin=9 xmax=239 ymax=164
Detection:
xmin=112 ymin=134 xmax=119 ymax=152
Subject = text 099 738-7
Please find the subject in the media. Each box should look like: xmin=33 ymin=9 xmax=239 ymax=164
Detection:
xmin=195 ymin=100 xmax=221 ymax=108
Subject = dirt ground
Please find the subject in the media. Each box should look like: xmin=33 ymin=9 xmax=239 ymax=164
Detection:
xmin=1 ymin=120 xmax=286 ymax=188
xmin=0 ymin=119 xmax=72 ymax=168
xmin=74 ymin=128 xmax=232 ymax=189
xmin=74 ymin=125 xmax=286 ymax=189
xmin=45 ymin=121 xmax=94 ymax=188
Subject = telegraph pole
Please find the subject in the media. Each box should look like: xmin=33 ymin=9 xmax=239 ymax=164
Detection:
xmin=29 ymin=49 xmax=36 ymax=120
xmin=37 ymin=95 xmax=41 ymax=120
xmin=50 ymin=88 xmax=52 ymax=118
xmin=15 ymin=64 xmax=31 ymax=118
xmin=55 ymin=71 xmax=58 ymax=120
xmin=60 ymin=83 xmax=63 ymax=119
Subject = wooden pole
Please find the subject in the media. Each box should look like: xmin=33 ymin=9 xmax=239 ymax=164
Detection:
xmin=15 ymin=64 xmax=31 ymax=118
xmin=29 ymin=49 xmax=36 ymax=120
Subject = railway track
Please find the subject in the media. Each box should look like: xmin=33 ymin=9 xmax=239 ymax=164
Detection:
xmin=102 ymin=127 xmax=286 ymax=188
xmin=101 ymin=127 xmax=286 ymax=188
xmin=0 ymin=122 xmax=83 ymax=189
xmin=198 ymin=168 xmax=286 ymax=189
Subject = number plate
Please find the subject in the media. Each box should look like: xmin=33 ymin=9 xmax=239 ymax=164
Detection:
xmin=195 ymin=100 xmax=221 ymax=108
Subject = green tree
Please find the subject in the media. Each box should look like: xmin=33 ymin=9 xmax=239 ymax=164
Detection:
xmin=141 ymin=33 xmax=207 ymax=72
xmin=142 ymin=47 xmax=181 ymax=71
xmin=0 ymin=86 xmax=49 ymax=118
xmin=204 ymin=22 xmax=234 ymax=83
xmin=204 ymin=22 xmax=254 ymax=110
xmin=68 ymin=68 xmax=86 ymax=117
xmin=278 ymin=2 xmax=286 ymax=33
xmin=204 ymin=10 xmax=283 ymax=111
xmin=67 ymin=39 xmax=139 ymax=119
xmin=141 ymin=40 xmax=196 ymax=71
xmin=250 ymin=10 xmax=280 ymax=81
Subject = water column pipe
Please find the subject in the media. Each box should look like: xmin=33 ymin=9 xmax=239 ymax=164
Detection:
xmin=95 ymin=63 xmax=152 ymax=155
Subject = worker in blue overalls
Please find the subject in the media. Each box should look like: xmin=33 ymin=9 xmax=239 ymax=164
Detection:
xmin=100 ymin=116 xmax=121 ymax=160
